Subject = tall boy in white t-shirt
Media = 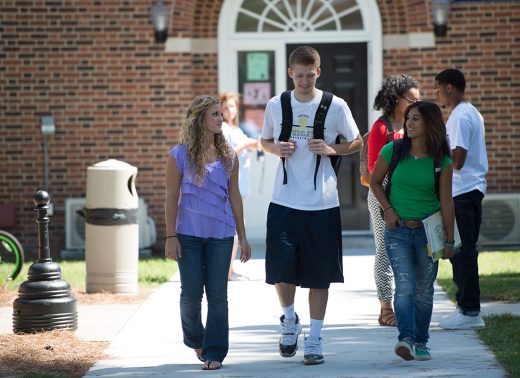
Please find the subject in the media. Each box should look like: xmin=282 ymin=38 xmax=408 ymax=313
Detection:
xmin=434 ymin=68 xmax=488 ymax=330
xmin=260 ymin=46 xmax=362 ymax=365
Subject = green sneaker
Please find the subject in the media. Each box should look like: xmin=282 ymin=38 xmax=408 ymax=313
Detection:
xmin=414 ymin=343 xmax=432 ymax=361
xmin=394 ymin=338 xmax=415 ymax=361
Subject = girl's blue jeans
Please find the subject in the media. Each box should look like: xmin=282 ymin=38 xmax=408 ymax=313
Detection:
xmin=385 ymin=225 xmax=438 ymax=344
xmin=177 ymin=234 xmax=233 ymax=363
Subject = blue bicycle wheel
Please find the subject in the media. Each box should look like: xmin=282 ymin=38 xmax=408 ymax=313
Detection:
xmin=0 ymin=230 xmax=24 ymax=281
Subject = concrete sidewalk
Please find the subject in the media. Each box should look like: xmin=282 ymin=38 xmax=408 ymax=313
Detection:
xmin=83 ymin=246 xmax=510 ymax=378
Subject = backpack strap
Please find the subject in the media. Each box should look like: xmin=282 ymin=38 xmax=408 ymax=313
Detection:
xmin=434 ymin=154 xmax=442 ymax=200
xmin=380 ymin=115 xmax=394 ymax=143
xmin=279 ymin=90 xmax=292 ymax=185
xmin=278 ymin=90 xmax=334 ymax=189
xmin=312 ymin=91 xmax=334 ymax=189
xmin=385 ymin=139 xmax=404 ymax=199
xmin=279 ymin=91 xmax=293 ymax=142
xmin=312 ymin=91 xmax=333 ymax=139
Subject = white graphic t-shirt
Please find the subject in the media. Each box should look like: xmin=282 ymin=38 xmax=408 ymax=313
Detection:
xmin=261 ymin=90 xmax=359 ymax=210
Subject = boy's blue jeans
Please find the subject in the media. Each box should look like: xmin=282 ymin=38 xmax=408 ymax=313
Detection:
xmin=385 ymin=225 xmax=438 ymax=344
xmin=177 ymin=234 xmax=233 ymax=363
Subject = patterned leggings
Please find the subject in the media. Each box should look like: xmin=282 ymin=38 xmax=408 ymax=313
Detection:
xmin=367 ymin=188 xmax=394 ymax=303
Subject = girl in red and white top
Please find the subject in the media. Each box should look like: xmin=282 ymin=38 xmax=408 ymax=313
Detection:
xmin=367 ymin=74 xmax=420 ymax=327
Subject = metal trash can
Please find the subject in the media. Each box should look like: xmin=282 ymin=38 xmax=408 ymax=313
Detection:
xmin=85 ymin=159 xmax=138 ymax=294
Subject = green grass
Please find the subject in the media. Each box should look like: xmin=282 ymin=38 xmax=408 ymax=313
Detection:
xmin=137 ymin=257 xmax=179 ymax=285
xmin=2 ymin=257 xmax=177 ymax=292
xmin=477 ymin=314 xmax=520 ymax=378
xmin=436 ymin=250 xmax=520 ymax=378
xmin=437 ymin=251 xmax=520 ymax=302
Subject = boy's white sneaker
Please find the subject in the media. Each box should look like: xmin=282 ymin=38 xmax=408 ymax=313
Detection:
xmin=279 ymin=314 xmax=302 ymax=357
xmin=439 ymin=309 xmax=485 ymax=330
xmin=303 ymin=336 xmax=324 ymax=365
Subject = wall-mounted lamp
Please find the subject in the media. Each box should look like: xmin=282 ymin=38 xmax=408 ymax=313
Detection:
xmin=432 ymin=0 xmax=451 ymax=37
xmin=150 ymin=0 xmax=170 ymax=43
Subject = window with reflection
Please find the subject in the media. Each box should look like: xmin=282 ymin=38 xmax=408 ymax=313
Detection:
xmin=236 ymin=0 xmax=363 ymax=32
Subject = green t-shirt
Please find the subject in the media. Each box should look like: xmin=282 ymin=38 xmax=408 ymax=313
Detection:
xmin=380 ymin=142 xmax=452 ymax=220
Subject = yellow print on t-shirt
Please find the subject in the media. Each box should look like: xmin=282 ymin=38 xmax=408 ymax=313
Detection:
xmin=290 ymin=114 xmax=313 ymax=139
xmin=298 ymin=115 xmax=310 ymax=127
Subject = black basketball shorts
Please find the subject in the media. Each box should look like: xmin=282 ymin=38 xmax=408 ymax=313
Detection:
xmin=265 ymin=202 xmax=344 ymax=289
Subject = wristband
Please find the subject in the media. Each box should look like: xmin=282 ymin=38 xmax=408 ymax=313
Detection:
xmin=444 ymin=240 xmax=455 ymax=249
xmin=167 ymin=235 xmax=177 ymax=239
xmin=383 ymin=206 xmax=393 ymax=213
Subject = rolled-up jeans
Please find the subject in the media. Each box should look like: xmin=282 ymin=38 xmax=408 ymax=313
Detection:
xmin=385 ymin=225 xmax=438 ymax=344
xmin=177 ymin=233 xmax=233 ymax=363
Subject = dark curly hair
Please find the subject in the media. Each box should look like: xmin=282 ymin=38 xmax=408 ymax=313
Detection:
xmin=373 ymin=74 xmax=420 ymax=116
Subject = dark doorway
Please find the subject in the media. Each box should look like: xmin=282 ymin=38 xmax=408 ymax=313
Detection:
xmin=286 ymin=43 xmax=369 ymax=230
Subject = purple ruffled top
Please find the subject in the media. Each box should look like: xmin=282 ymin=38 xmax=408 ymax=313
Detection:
xmin=170 ymin=144 xmax=236 ymax=238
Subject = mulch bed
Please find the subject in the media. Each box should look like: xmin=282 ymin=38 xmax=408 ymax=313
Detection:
xmin=0 ymin=330 xmax=109 ymax=377
xmin=0 ymin=287 xmax=156 ymax=377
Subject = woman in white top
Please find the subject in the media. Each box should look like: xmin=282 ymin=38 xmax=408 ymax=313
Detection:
xmin=220 ymin=92 xmax=258 ymax=281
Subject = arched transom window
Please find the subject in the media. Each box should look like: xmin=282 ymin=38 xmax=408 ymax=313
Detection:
xmin=236 ymin=0 xmax=363 ymax=32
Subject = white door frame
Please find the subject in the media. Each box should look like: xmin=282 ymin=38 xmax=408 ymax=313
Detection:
xmin=218 ymin=0 xmax=383 ymax=127
xmin=217 ymin=1 xmax=383 ymax=239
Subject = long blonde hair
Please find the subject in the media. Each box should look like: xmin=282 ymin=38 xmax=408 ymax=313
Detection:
xmin=181 ymin=95 xmax=233 ymax=184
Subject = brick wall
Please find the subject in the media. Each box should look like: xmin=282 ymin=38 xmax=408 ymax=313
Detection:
xmin=379 ymin=1 xmax=520 ymax=193
xmin=0 ymin=0 xmax=219 ymax=258
xmin=1 ymin=0 xmax=518 ymax=258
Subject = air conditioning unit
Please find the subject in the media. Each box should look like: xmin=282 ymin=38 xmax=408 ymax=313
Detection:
xmin=479 ymin=193 xmax=520 ymax=247
xmin=64 ymin=197 xmax=157 ymax=252
xmin=136 ymin=199 xmax=157 ymax=253
xmin=65 ymin=198 xmax=87 ymax=250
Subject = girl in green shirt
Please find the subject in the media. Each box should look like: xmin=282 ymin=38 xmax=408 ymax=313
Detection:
xmin=370 ymin=101 xmax=455 ymax=361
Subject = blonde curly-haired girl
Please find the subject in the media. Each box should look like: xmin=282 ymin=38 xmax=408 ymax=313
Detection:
xmin=165 ymin=95 xmax=251 ymax=371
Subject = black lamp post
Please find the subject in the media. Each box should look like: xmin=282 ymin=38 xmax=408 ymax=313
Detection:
xmin=13 ymin=190 xmax=77 ymax=333
xmin=150 ymin=0 xmax=170 ymax=43
xmin=432 ymin=0 xmax=451 ymax=37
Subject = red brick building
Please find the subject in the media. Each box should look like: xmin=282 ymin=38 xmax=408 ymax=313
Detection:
xmin=1 ymin=0 xmax=519 ymax=258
